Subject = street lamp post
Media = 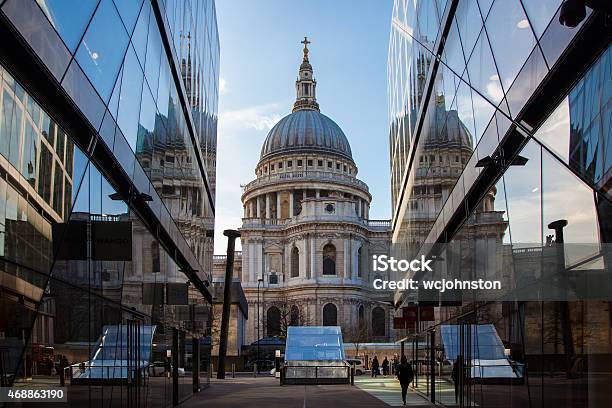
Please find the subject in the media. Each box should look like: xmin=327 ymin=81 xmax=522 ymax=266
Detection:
xmin=257 ymin=277 xmax=264 ymax=371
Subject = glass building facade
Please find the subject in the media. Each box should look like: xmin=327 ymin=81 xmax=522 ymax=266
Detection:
xmin=389 ymin=1 xmax=611 ymax=407
xmin=0 ymin=0 xmax=218 ymax=406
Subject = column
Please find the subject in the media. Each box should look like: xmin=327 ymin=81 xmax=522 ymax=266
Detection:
xmin=363 ymin=245 xmax=370 ymax=281
xmin=305 ymin=234 xmax=311 ymax=279
xmin=276 ymin=192 xmax=281 ymax=219
xmin=248 ymin=243 xmax=255 ymax=282
xmin=256 ymin=197 xmax=261 ymax=218
xmin=250 ymin=200 xmax=255 ymax=218
xmin=357 ymin=199 xmax=361 ymax=218
xmin=303 ymin=190 xmax=307 ymax=200
xmin=265 ymin=194 xmax=270 ymax=219
xmin=343 ymin=239 xmax=349 ymax=280
xmin=310 ymin=237 xmax=316 ymax=279
xmin=289 ymin=191 xmax=294 ymax=217
xmin=316 ymin=189 xmax=320 ymax=199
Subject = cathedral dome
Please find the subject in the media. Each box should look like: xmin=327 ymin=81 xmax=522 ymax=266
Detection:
xmin=259 ymin=37 xmax=353 ymax=163
xmin=424 ymin=98 xmax=474 ymax=150
xmin=260 ymin=110 xmax=353 ymax=161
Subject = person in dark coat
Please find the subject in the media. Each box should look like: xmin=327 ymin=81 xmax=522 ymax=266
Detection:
xmin=371 ymin=356 xmax=380 ymax=377
xmin=58 ymin=356 xmax=69 ymax=386
xmin=382 ymin=356 xmax=389 ymax=376
xmin=396 ymin=355 xmax=414 ymax=405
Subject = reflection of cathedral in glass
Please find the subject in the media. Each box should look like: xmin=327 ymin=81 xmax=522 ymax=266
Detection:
xmin=0 ymin=0 xmax=219 ymax=402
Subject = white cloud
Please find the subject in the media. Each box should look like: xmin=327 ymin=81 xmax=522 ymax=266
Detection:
xmin=516 ymin=19 xmax=530 ymax=29
xmin=219 ymin=77 xmax=228 ymax=95
xmin=213 ymin=102 xmax=285 ymax=253
xmin=219 ymin=103 xmax=283 ymax=131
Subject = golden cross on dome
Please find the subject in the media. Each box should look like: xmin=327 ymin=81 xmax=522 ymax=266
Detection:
xmin=301 ymin=36 xmax=311 ymax=60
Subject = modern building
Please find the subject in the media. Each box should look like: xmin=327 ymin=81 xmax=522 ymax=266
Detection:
xmin=237 ymin=40 xmax=394 ymax=349
xmin=0 ymin=0 xmax=219 ymax=406
xmin=388 ymin=1 xmax=611 ymax=407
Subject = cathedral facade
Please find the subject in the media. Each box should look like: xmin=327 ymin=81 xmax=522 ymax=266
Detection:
xmin=236 ymin=40 xmax=393 ymax=345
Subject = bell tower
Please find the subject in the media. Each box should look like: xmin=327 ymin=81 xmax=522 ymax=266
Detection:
xmin=293 ymin=37 xmax=319 ymax=112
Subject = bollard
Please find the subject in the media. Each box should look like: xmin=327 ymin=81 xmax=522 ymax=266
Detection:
xmin=232 ymin=363 xmax=235 ymax=378
xmin=210 ymin=363 xmax=214 ymax=379
xmin=253 ymin=363 xmax=257 ymax=378
xmin=351 ymin=364 xmax=355 ymax=385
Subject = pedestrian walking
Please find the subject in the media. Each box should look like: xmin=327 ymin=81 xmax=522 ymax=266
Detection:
xmin=392 ymin=354 xmax=399 ymax=375
xmin=371 ymin=356 xmax=380 ymax=378
xmin=396 ymin=355 xmax=414 ymax=405
xmin=382 ymin=356 xmax=389 ymax=376
xmin=58 ymin=356 xmax=69 ymax=386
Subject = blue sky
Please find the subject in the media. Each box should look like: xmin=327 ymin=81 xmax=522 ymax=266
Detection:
xmin=213 ymin=0 xmax=394 ymax=253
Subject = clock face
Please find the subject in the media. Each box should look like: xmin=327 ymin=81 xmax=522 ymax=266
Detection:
xmin=325 ymin=203 xmax=335 ymax=213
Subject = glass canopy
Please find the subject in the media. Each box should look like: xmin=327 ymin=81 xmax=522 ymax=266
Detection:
xmin=440 ymin=324 xmax=506 ymax=362
xmin=71 ymin=324 xmax=156 ymax=380
xmin=285 ymin=326 xmax=345 ymax=361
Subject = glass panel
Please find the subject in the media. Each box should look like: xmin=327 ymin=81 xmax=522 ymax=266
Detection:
xmin=144 ymin=10 xmax=162 ymax=99
xmin=0 ymin=89 xmax=15 ymax=159
xmin=567 ymin=46 xmax=611 ymax=194
xmin=520 ymin=0 xmax=561 ymax=39
xmin=466 ymin=30 xmax=504 ymax=105
xmin=455 ymin=0 xmax=484 ymax=61
xmin=61 ymin=61 xmax=105 ymax=130
xmin=38 ymin=143 xmax=53 ymax=204
xmin=506 ymin=46 xmax=548 ymax=118
xmin=75 ymin=0 xmax=129 ymax=101
xmin=539 ymin=6 xmax=591 ymax=68
xmin=541 ymin=147 xmax=599 ymax=266
xmin=22 ymin=119 xmax=38 ymax=187
xmin=8 ymin=92 xmax=22 ymax=169
xmin=2 ymin=0 xmax=71 ymax=80
xmin=131 ymin=1 xmax=151 ymax=66
xmin=504 ymin=139 xmax=542 ymax=246
xmin=34 ymin=0 xmax=99 ymax=52
xmin=484 ymin=0 xmax=537 ymax=91
xmin=534 ymin=97 xmax=570 ymax=162
xmin=112 ymin=0 xmax=143 ymax=35
xmin=52 ymin=159 xmax=64 ymax=215
xmin=116 ymin=45 xmax=143 ymax=151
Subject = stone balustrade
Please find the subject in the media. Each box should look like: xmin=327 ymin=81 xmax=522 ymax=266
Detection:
xmin=242 ymin=170 xmax=369 ymax=194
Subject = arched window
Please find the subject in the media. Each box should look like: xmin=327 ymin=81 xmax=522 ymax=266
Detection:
xmin=372 ymin=307 xmax=385 ymax=337
xmin=323 ymin=244 xmax=336 ymax=275
xmin=323 ymin=303 xmax=337 ymax=326
xmin=290 ymin=305 xmax=300 ymax=326
xmin=291 ymin=247 xmax=300 ymax=278
xmin=267 ymin=306 xmax=281 ymax=337
xmin=357 ymin=247 xmax=363 ymax=277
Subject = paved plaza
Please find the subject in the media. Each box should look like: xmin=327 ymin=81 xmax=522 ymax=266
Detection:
xmin=182 ymin=374 xmax=434 ymax=408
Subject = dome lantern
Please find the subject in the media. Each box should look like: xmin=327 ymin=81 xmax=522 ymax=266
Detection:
xmin=293 ymin=37 xmax=319 ymax=113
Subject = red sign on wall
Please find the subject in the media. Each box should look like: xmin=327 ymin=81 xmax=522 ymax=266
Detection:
xmin=393 ymin=318 xmax=406 ymax=329
xmin=419 ymin=307 xmax=435 ymax=321
xmin=401 ymin=306 xmax=435 ymax=322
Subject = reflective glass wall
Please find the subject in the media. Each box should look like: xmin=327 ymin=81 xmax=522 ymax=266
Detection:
xmin=0 ymin=0 xmax=218 ymax=406
xmin=389 ymin=1 xmax=611 ymax=407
